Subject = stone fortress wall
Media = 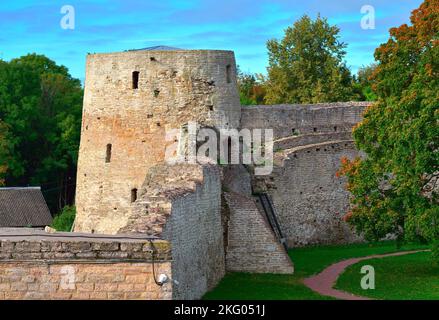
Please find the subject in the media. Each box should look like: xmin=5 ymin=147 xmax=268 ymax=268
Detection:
xmin=0 ymin=48 xmax=372 ymax=300
xmin=240 ymin=102 xmax=367 ymax=139
xmin=243 ymin=102 xmax=371 ymax=246
xmin=268 ymin=141 xmax=363 ymax=246
xmin=73 ymin=48 xmax=293 ymax=293
xmin=71 ymin=48 xmax=371 ymax=294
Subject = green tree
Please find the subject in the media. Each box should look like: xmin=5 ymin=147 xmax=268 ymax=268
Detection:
xmin=237 ymin=67 xmax=266 ymax=105
xmin=339 ymin=0 xmax=438 ymax=254
xmin=0 ymin=54 xmax=83 ymax=211
xmin=264 ymin=15 xmax=358 ymax=104
xmin=0 ymin=120 xmax=12 ymax=186
xmin=354 ymin=64 xmax=378 ymax=101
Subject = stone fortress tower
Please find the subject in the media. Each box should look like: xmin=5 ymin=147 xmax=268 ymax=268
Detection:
xmin=74 ymin=47 xmax=371 ymax=299
xmin=75 ymin=47 xmax=240 ymax=234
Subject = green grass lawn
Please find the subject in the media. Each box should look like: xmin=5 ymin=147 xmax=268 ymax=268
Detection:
xmin=203 ymin=241 xmax=430 ymax=300
xmin=335 ymin=251 xmax=439 ymax=300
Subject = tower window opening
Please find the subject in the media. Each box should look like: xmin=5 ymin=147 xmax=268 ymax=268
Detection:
xmin=132 ymin=71 xmax=139 ymax=89
xmin=313 ymin=127 xmax=317 ymax=132
xmin=227 ymin=137 xmax=232 ymax=164
xmin=226 ymin=65 xmax=232 ymax=83
xmin=334 ymin=126 xmax=337 ymax=131
xmin=105 ymin=144 xmax=112 ymax=163
xmin=131 ymin=189 xmax=138 ymax=203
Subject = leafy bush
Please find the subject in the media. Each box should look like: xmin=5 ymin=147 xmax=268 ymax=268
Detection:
xmin=51 ymin=206 xmax=76 ymax=232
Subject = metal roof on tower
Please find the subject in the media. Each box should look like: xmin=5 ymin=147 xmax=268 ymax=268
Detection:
xmin=129 ymin=45 xmax=183 ymax=51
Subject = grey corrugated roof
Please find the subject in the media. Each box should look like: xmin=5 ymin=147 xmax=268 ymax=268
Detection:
xmin=0 ymin=187 xmax=52 ymax=227
xmin=130 ymin=45 xmax=183 ymax=51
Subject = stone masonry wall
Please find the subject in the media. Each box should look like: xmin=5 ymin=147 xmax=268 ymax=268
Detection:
xmin=274 ymin=131 xmax=352 ymax=151
xmin=75 ymin=50 xmax=240 ymax=235
xmin=0 ymin=262 xmax=171 ymax=300
xmin=0 ymin=231 xmax=172 ymax=300
xmin=268 ymin=141 xmax=363 ymax=247
xmin=164 ymin=165 xmax=224 ymax=299
xmin=241 ymin=102 xmax=369 ymax=139
xmin=119 ymin=164 xmax=225 ymax=299
xmin=241 ymin=102 xmax=369 ymax=247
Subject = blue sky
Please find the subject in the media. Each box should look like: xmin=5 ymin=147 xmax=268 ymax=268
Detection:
xmin=1 ymin=0 xmax=422 ymax=82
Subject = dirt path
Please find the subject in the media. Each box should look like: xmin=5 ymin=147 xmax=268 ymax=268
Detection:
xmin=303 ymin=250 xmax=428 ymax=300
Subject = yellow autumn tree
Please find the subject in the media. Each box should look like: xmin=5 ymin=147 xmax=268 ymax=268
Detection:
xmin=339 ymin=0 xmax=438 ymax=253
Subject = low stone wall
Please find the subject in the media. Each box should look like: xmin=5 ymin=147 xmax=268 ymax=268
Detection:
xmin=0 ymin=262 xmax=171 ymax=300
xmin=0 ymin=231 xmax=172 ymax=300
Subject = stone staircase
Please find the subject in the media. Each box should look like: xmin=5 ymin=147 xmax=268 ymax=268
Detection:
xmin=224 ymin=190 xmax=294 ymax=274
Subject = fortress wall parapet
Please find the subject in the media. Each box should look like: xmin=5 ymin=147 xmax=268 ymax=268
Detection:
xmin=240 ymin=102 xmax=370 ymax=139
xmin=274 ymin=131 xmax=353 ymax=151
